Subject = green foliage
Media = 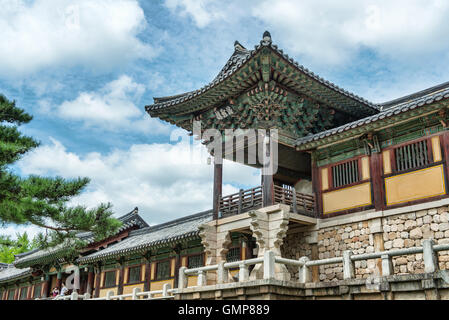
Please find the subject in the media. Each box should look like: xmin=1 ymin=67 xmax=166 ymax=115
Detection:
xmin=0 ymin=95 xmax=122 ymax=250
xmin=0 ymin=232 xmax=37 ymax=263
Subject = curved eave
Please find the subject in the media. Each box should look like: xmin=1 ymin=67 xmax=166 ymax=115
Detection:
xmin=77 ymin=231 xmax=200 ymax=264
xmin=14 ymin=246 xmax=74 ymax=269
xmin=296 ymin=90 xmax=449 ymax=151
xmin=146 ymin=40 xmax=378 ymax=119
xmin=0 ymin=268 xmax=32 ymax=285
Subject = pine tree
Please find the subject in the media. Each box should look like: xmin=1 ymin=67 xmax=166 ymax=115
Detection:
xmin=0 ymin=232 xmax=38 ymax=263
xmin=0 ymin=95 xmax=121 ymax=249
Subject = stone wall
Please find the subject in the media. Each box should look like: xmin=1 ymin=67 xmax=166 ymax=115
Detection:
xmin=281 ymin=205 xmax=449 ymax=283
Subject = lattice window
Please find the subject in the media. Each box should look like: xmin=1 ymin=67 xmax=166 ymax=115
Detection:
xmin=33 ymin=284 xmax=42 ymax=299
xmin=19 ymin=287 xmax=28 ymax=300
xmin=187 ymin=254 xmax=204 ymax=269
xmin=156 ymin=261 xmax=171 ymax=280
xmin=394 ymin=140 xmax=429 ymax=172
xmin=7 ymin=289 xmax=15 ymax=300
xmin=226 ymin=247 xmax=241 ymax=262
xmin=104 ymin=270 xmax=116 ymax=287
xmin=332 ymin=159 xmax=360 ymax=188
xmin=128 ymin=266 xmax=141 ymax=284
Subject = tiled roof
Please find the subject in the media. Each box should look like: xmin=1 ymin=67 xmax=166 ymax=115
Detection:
xmin=78 ymin=210 xmax=213 ymax=264
xmin=146 ymin=31 xmax=378 ymax=115
xmin=296 ymin=81 xmax=449 ymax=149
xmin=0 ymin=265 xmax=31 ymax=284
xmin=13 ymin=208 xmax=148 ymax=268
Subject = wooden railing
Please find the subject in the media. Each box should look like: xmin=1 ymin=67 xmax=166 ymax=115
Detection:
xmin=219 ymin=185 xmax=315 ymax=218
xmin=273 ymin=185 xmax=315 ymax=217
xmin=219 ymin=186 xmax=263 ymax=217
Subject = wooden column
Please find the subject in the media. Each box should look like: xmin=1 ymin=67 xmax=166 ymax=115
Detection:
xmin=41 ymin=274 xmax=50 ymax=298
xmin=117 ymin=259 xmax=125 ymax=295
xmin=311 ymin=151 xmax=321 ymax=217
xmin=144 ymin=260 xmax=151 ymax=291
xmin=213 ymin=158 xmax=223 ymax=220
xmin=13 ymin=285 xmax=19 ymax=300
xmin=441 ymin=132 xmax=449 ymax=186
xmin=262 ymin=136 xmax=274 ymax=207
xmin=370 ymin=152 xmax=384 ymax=211
xmin=86 ymin=268 xmax=95 ymax=296
xmin=94 ymin=266 xmax=101 ymax=298
xmin=27 ymin=283 xmax=32 ymax=300
xmin=173 ymin=245 xmax=182 ymax=289
xmin=56 ymin=270 xmax=63 ymax=291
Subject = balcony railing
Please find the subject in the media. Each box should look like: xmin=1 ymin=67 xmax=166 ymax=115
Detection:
xmin=178 ymin=239 xmax=449 ymax=290
xmin=219 ymin=185 xmax=315 ymax=218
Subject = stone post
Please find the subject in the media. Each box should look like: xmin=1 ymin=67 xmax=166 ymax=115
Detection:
xmin=423 ymin=239 xmax=438 ymax=273
xmin=249 ymin=205 xmax=290 ymax=281
xmin=162 ymin=283 xmax=171 ymax=297
xmin=343 ymin=251 xmax=355 ymax=280
xmin=298 ymin=257 xmax=311 ymax=283
xmin=197 ymin=270 xmax=207 ymax=286
xmin=381 ymin=254 xmax=393 ymax=276
xmin=217 ymin=261 xmax=228 ymax=284
xmin=178 ymin=267 xmax=187 ymax=289
xmin=239 ymin=263 xmax=249 ymax=282
xmin=263 ymin=250 xmax=275 ymax=280
xmin=199 ymin=223 xmax=219 ymax=284
xmin=132 ymin=287 xmax=141 ymax=300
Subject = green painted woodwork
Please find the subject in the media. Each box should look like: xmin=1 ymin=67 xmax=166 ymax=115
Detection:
xmin=151 ymin=47 xmax=376 ymax=142
xmin=315 ymin=108 xmax=449 ymax=167
xmin=197 ymin=80 xmax=334 ymax=139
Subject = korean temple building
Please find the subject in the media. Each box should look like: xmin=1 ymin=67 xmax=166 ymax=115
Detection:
xmin=2 ymin=31 xmax=449 ymax=300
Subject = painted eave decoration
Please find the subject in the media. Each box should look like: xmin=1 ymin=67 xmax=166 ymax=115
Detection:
xmin=295 ymin=82 xmax=449 ymax=151
xmin=145 ymin=31 xmax=380 ymax=140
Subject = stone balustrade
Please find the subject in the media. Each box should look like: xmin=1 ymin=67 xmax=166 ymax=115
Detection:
xmin=178 ymin=239 xmax=449 ymax=290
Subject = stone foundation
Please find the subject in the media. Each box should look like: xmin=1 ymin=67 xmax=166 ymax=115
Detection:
xmin=281 ymin=204 xmax=449 ymax=283
xmin=175 ymin=272 xmax=449 ymax=300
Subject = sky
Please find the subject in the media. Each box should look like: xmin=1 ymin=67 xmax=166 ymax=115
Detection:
xmin=2 ymin=0 xmax=449 ymax=238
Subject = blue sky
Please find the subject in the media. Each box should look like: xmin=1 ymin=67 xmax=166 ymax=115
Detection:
xmin=2 ymin=0 xmax=449 ymax=237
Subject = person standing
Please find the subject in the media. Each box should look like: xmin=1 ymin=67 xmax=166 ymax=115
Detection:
xmin=60 ymin=283 xmax=68 ymax=296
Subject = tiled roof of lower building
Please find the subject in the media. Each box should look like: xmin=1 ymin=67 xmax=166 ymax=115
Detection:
xmin=0 ymin=265 xmax=31 ymax=284
xmin=13 ymin=208 xmax=148 ymax=268
xmin=78 ymin=210 xmax=213 ymax=264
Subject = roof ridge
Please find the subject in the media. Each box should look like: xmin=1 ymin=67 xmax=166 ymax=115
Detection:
xmin=380 ymin=81 xmax=449 ymax=109
xmin=130 ymin=209 xmax=213 ymax=237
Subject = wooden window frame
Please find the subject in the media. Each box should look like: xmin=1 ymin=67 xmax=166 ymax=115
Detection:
xmin=323 ymin=156 xmax=367 ymax=193
xmin=103 ymin=270 xmax=117 ymax=288
xmin=7 ymin=289 xmax=15 ymax=300
xmin=154 ymin=259 xmax=172 ymax=281
xmin=383 ymin=136 xmax=436 ymax=178
xmin=186 ymin=253 xmax=205 ymax=269
xmin=127 ymin=265 xmax=142 ymax=285
xmin=19 ymin=287 xmax=28 ymax=300
xmin=33 ymin=283 xmax=42 ymax=299
xmin=226 ymin=246 xmax=242 ymax=263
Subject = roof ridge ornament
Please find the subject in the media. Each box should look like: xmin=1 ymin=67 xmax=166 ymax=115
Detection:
xmin=234 ymin=40 xmax=246 ymax=52
xmin=261 ymin=30 xmax=272 ymax=46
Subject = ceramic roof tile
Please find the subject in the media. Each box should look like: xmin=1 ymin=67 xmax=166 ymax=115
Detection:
xmin=78 ymin=210 xmax=213 ymax=263
xmin=296 ymin=82 xmax=449 ymax=149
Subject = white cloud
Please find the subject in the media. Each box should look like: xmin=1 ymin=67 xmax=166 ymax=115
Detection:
xmin=164 ymin=0 xmax=449 ymax=65
xmin=51 ymin=75 xmax=171 ymax=135
xmin=17 ymin=137 xmax=260 ymax=225
xmin=0 ymin=0 xmax=156 ymax=76
xmin=0 ymin=224 xmax=42 ymax=240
